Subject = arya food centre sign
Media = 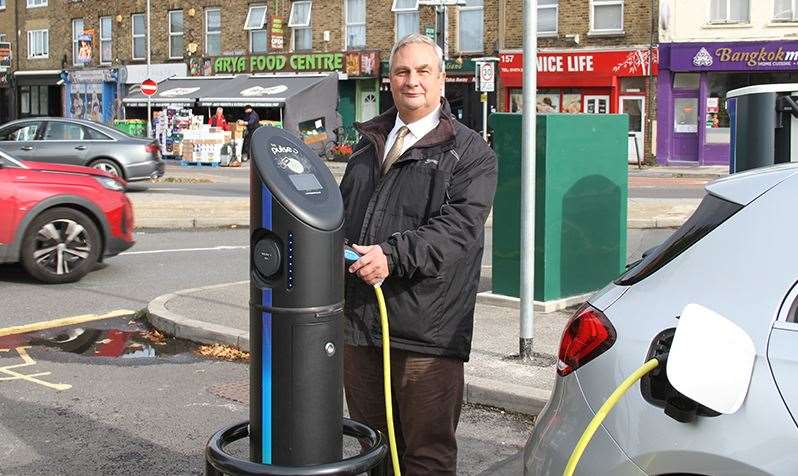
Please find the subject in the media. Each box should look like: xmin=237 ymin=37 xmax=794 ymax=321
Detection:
xmin=208 ymin=50 xmax=380 ymax=77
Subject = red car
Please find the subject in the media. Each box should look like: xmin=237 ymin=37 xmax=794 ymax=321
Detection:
xmin=0 ymin=150 xmax=135 ymax=284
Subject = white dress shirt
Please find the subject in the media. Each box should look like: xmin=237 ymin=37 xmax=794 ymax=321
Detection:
xmin=383 ymin=105 xmax=441 ymax=163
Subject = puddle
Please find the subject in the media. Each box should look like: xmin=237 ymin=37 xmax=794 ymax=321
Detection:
xmin=0 ymin=316 xmax=198 ymax=364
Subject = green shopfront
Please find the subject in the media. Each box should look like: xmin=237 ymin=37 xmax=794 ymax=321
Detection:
xmin=189 ymin=50 xmax=381 ymax=133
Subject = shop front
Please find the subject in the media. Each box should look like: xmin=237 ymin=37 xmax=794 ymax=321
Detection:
xmin=188 ymin=49 xmax=380 ymax=133
xmin=13 ymin=70 xmax=63 ymax=118
xmin=61 ymin=68 xmax=122 ymax=124
xmin=0 ymin=42 xmax=13 ymax=123
xmin=657 ymin=41 xmax=798 ymax=166
xmin=499 ymin=48 xmax=658 ymax=162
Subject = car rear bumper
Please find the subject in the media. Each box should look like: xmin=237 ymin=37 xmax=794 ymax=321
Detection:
xmin=524 ymin=374 xmax=645 ymax=476
xmin=125 ymin=159 xmax=165 ymax=182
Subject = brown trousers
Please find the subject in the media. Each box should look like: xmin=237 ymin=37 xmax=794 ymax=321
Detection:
xmin=344 ymin=345 xmax=464 ymax=476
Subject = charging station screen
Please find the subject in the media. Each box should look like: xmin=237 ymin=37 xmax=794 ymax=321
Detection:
xmin=289 ymin=173 xmax=323 ymax=192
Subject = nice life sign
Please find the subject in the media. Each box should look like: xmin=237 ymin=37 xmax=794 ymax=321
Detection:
xmin=211 ymin=50 xmax=380 ymax=77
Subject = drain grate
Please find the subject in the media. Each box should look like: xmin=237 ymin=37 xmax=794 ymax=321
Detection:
xmin=209 ymin=381 xmax=250 ymax=404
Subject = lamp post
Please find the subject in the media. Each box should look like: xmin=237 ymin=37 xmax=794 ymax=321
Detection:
xmin=520 ymin=0 xmax=536 ymax=359
xmin=146 ymin=0 xmax=152 ymax=138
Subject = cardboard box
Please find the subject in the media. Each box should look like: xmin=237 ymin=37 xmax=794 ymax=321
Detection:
xmin=181 ymin=140 xmax=194 ymax=162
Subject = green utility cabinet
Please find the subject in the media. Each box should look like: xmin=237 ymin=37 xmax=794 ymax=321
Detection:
xmin=490 ymin=113 xmax=628 ymax=302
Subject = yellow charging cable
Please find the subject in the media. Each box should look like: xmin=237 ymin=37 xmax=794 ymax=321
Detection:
xmin=373 ymin=284 xmax=402 ymax=476
xmin=563 ymin=358 xmax=660 ymax=476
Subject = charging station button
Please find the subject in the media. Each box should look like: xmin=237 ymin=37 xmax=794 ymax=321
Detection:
xmin=254 ymin=238 xmax=282 ymax=279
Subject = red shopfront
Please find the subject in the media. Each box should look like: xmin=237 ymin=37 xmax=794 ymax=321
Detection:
xmin=499 ymin=49 xmax=659 ymax=161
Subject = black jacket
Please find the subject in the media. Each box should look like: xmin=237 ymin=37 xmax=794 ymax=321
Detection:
xmin=340 ymin=100 xmax=497 ymax=361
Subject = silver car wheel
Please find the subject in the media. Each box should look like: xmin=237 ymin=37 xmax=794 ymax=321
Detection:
xmin=92 ymin=161 xmax=120 ymax=176
xmin=32 ymin=219 xmax=92 ymax=275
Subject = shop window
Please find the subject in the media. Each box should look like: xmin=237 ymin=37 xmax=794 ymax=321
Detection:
xmin=621 ymin=77 xmax=645 ymax=93
xmin=457 ymin=0 xmax=483 ymax=52
xmin=537 ymin=90 xmax=560 ymax=112
xmin=591 ymin=0 xmax=623 ymax=32
xmin=299 ymin=117 xmax=328 ymax=146
xmin=289 ymin=1 xmax=313 ymax=51
xmin=346 ymin=0 xmax=366 ymax=48
xmin=674 ymin=98 xmax=698 ymax=133
xmin=100 ymin=16 xmax=112 ymax=65
xmin=562 ymin=91 xmax=581 ymax=113
xmin=205 ymin=8 xmax=221 ymax=56
xmin=132 ymin=13 xmax=146 ymax=60
xmin=673 ymin=73 xmax=699 ymax=89
xmin=393 ymin=0 xmax=419 ymax=42
xmin=538 ymin=0 xmax=558 ymax=35
xmin=72 ymin=19 xmax=84 ymax=66
xmin=169 ymin=10 xmax=184 ymax=59
xmin=27 ymin=29 xmax=48 ymax=59
xmin=775 ymin=0 xmax=798 ymax=21
xmin=509 ymin=88 xmax=523 ymax=113
xmin=710 ymin=0 xmax=749 ymax=23
xmin=247 ymin=5 xmax=268 ymax=53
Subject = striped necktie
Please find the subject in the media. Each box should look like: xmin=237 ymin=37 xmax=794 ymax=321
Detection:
xmin=382 ymin=126 xmax=410 ymax=176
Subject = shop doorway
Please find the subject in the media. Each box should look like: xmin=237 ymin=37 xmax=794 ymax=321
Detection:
xmin=620 ymin=96 xmax=644 ymax=163
xmin=584 ymin=95 xmax=609 ymax=114
xmin=672 ymin=90 xmax=699 ymax=163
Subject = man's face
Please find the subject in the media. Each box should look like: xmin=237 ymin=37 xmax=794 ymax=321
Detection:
xmin=389 ymin=43 xmax=445 ymax=121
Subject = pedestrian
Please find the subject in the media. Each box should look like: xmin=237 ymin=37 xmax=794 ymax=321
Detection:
xmin=341 ymin=33 xmax=497 ymax=475
xmin=241 ymin=105 xmax=260 ymax=161
xmin=209 ymin=107 xmax=229 ymax=130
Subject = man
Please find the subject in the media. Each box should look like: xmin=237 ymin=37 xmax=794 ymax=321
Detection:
xmin=209 ymin=106 xmax=229 ymax=130
xmin=241 ymin=105 xmax=260 ymax=161
xmin=341 ymin=34 xmax=497 ymax=475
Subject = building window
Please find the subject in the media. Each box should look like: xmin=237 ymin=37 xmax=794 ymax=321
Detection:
xmin=346 ymin=0 xmax=366 ymax=49
xmin=27 ymin=29 xmax=48 ymax=59
xmin=774 ymin=0 xmax=798 ymax=20
xmin=458 ymin=0 xmax=483 ymax=52
xmin=72 ymin=19 xmax=84 ymax=66
xmin=0 ymin=0 xmax=6 ymax=9
xmin=393 ymin=0 xmax=419 ymax=41
xmin=19 ymin=85 xmax=48 ymax=116
xmin=205 ymin=8 xmax=221 ymax=56
xmin=100 ymin=16 xmax=112 ymax=65
xmin=289 ymin=1 xmax=312 ymax=51
xmin=169 ymin=10 xmax=184 ymax=59
xmin=132 ymin=13 xmax=146 ymax=60
xmin=591 ymin=0 xmax=623 ymax=31
xmin=26 ymin=0 xmax=46 ymax=7
xmin=538 ymin=0 xmax=558 ymax=35
xmin=710 ymin=0 xmax=749 ymax=23
xmin=245 ymin=5 xmax=268 ymax=53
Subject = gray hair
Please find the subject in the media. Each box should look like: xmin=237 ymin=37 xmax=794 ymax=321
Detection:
xmin=389 ymin=33 xmax=445 ymax=74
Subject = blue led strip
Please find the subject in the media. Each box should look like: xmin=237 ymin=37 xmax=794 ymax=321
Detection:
xmin=260 ymin=183 xmax=273 ymax=464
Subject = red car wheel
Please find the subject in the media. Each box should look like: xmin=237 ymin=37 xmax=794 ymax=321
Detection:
xmin=21 ymin=207 xmax=102 ymax=284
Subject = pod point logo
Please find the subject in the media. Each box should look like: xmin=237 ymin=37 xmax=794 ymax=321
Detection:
xmin=693 ymin=47 xmax=714 ymax=67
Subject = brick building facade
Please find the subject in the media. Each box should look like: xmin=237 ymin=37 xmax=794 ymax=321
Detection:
xmin=497 ymin=0 xmax=659 ymax=162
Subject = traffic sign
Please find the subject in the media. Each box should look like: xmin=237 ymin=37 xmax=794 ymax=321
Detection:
xmin=476 ymin=62 xmax=495 ymax=93
xmin=140 ymin=79 xmax=158 ymax=96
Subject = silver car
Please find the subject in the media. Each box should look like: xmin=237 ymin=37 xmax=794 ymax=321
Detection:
xmin=0 ymin=117 xmax=164 ymax=182
xmin=526 ymin=164 xmax=798 ymax=475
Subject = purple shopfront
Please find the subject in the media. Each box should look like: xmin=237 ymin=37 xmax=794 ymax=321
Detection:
xmin=657 ymin=41 xmax=798 ymax=166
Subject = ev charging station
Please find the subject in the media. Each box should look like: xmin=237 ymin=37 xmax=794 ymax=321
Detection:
xmin=205 ymin=127 xmax=388 ymax=475
xmin=727 ymin=84 xmax=798 ymax=173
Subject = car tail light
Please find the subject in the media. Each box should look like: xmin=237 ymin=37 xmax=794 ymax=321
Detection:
xmin=145 ymin=143 xmax=159 ymax=155
xmin=557 ymin=304 xmax=617 ymax=377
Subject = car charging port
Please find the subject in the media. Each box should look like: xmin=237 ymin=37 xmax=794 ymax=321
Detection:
xmin=641 ymin=328 xmax=720 ymax=423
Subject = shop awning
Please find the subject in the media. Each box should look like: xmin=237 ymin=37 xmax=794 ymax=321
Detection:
xmin=122 ymin=76 xmax=236 ymax=106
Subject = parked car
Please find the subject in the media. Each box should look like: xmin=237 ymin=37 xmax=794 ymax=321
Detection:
xmin=0 ymin=117 xmax=165 ymax=182
xmin=525 ymin=163 xmax=798 ymax=475
xmin=0 ymin=150 xmax=135 ymax=284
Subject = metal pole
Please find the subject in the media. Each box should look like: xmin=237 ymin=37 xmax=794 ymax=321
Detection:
xmin=146 ymin=0 xmax=152 ymax=138
xmin=519 ymin=0 xmax=537 ymax=358
xmin=482 ymin=97 xmax=488 ymax=142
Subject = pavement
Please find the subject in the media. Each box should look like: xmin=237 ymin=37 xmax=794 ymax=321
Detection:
xmin=140 ymin=161 xmax=727 ymax=417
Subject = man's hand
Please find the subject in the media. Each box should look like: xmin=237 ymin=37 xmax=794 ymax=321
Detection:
xmin=349 ymin=244 xmax=389 ymax=286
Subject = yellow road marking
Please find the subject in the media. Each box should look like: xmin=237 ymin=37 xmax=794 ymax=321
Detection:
xmin=0 ymin=347 xmax=71 ymax=391
xmin=0 ymin=309 xmax=136 ymax=337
